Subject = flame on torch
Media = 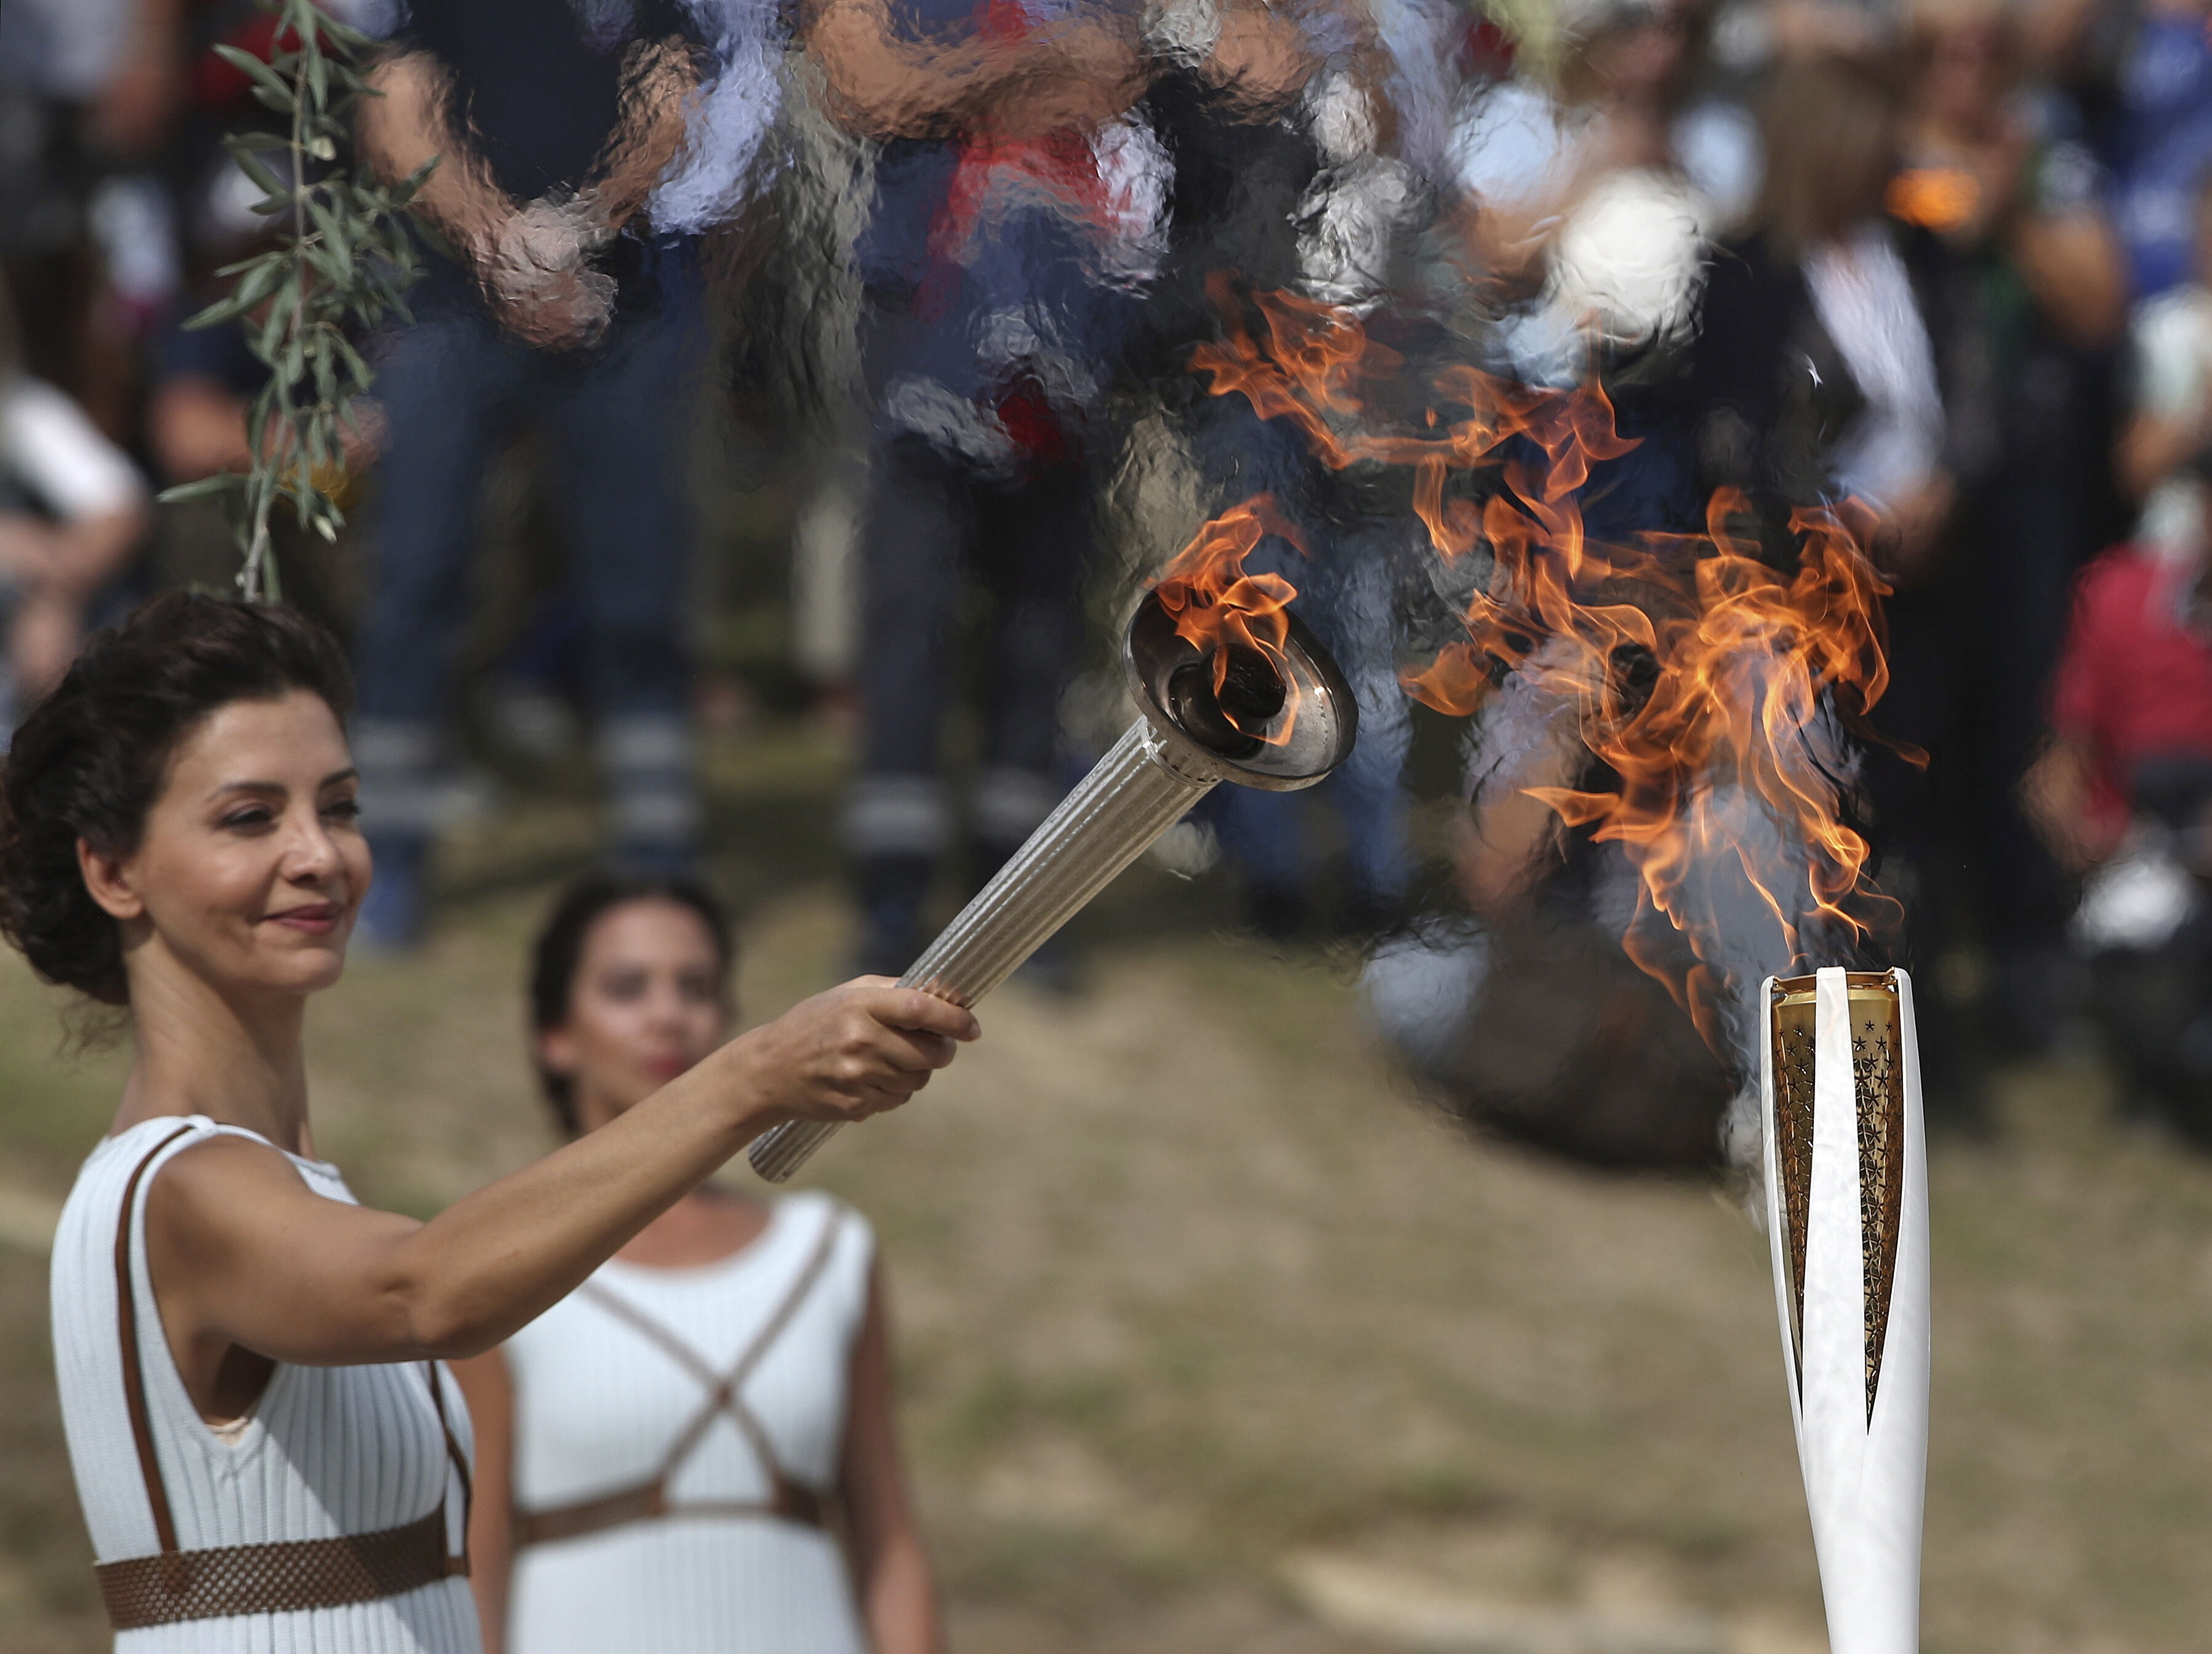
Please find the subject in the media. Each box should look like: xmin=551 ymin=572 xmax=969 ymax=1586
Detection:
xmin=1152 ymin=496 xmax=1309 ymax=753
xmin=1180 ymin=281 xmax=1905 ymax=1049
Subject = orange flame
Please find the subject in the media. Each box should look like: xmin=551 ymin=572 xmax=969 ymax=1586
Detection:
xmin=1152 ymin=495 xmax=1308 ymax=747
xmin=1184 ymin=282 xmax=1900 ymax=1047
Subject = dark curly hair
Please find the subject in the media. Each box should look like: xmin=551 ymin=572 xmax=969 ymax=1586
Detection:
xmin=527 ymin=872 xmax=734 ymax=1135
xmin=0 ymin=591 xmax=354 ymax=1006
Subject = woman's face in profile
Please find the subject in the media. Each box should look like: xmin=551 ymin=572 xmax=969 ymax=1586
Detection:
xmin=87 ymin=690 xmax=367 ymax=999
xmin=540 ymin=899 xmax=728 ymax=1131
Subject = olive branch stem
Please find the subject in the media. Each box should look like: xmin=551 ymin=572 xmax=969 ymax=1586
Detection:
xmin=157 ymin=0 xmax=433 ymax=603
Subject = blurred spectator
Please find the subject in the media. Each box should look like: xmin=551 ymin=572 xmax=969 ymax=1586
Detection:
xmin=1144 ymin=0 xmax=1432 ymax=941
xmin=145 ymin=306 xmax=376 ymax=639
xmin=1691 ymin=54 xmax=1950 ymax=555
xmin=351 ymin=0 xmax=711 ymax=946
xmin=1894 ymin=0 xmax=2122 ymax=354
xmin=143 ymin=156 xmax=377 ymax=639
xmin=2019 ymin=163 xmax=2212 ymax=1137
xmin=0 ymin=284 xmax=147 ymax=733
xmin=2026 ymin=525 xmax=2212 ymax=1140
xmin=806 ymin=0 xmax=1151 ymax=978
xmin=1765 ymin=0 xmax=1902 ymax=61
xmin=2117 ymin=172 xmax=2212 ymax=521
xmin=1448 ymin=0 xmax=1737 ymax=568
xmin=1868 ymin=0 xmax=2125 ymax=1069
xmin=1195 ymin=524 xmax=1419 ymax=940
xmin=1365 ymin=647 xmax=1732 ymax=1169
xmin=1 ymin=0 xmax=184 ymax=433
xmin=2082 ymin=0 xmax=2212 ymax=300
xmin=1451 ymin=0 xmax=1760 ymax=364
xmin=1688 ymin=54 xmax=2024 ymax=1114
xmin=147 ymin=313 xmax=270 ymax=487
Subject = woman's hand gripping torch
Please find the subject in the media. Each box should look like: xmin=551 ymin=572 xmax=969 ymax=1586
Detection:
xmin=748 ymin=588 xmax=1360 ymax=1183
xmin=1761 ymin=969 xmax=1931 ymax=1654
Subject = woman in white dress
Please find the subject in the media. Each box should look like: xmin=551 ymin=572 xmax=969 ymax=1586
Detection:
xmin=452 ymin=876 xmax=939 ymax=1654
xmin=0 ymin=593 xmax=976 ymax=1651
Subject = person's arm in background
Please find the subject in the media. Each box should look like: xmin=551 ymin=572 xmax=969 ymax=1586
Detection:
xmin=450 ymin=1351 xmax=516 ymax=1654
xmin=2117 ymin=401 xmax=2206 ymax=499
xmin=803 ymin=0 xmax=1145 ymax=142
xmin=2013 ymin=202 xmax=2127 ymax=350
xmin=2114 ymin=290 xmax=2211 ymax=500
xmin=473 ymin=35 xmax=702 ymax=345
xmin=582 ymin=37 xmax=701 ymax=229
xmin=1453 ymin=665 xmax=1584 ymax=916
xmin=148 ymin=377 xmax=255 ymax=481
xmin=1198 ymin=0 xmax=1320 ymax=118
xmin=2022 ymin=734 xmax=2118 ymax=869
xmin=0 ymin=503 xmax=143 ymax=696
xmin=840 ymin=1264 xmax=942 ymax=1654
xmin=0 ymin=504 xmax=143 ymax=693
xmin=358 ymin=47 xmax=697 ymax=348
xmin=1926 ymin=123 xmax=2124 ymax=352
xmin=0 ymin=381 xmax=148 ymax=695
xmin=2024 ymin=561 xmax=2126 ymax=869
xmin=150 ymin=370 xmax=383 ymax=485
xmin=358 ymin=51 xmax=516 ymax=267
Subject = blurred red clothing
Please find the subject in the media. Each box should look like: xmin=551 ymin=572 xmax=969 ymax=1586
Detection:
xmin=2050 ymin=543 xmax=2212 ymax=836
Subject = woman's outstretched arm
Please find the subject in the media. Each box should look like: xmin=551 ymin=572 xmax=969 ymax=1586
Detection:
xmin=142 ymin=981 xmax=977 ymax=1392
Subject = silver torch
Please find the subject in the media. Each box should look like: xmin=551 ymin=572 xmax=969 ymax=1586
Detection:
xmin=748 ymin=586 xmax=1360 ymax=1183
xmin=1761 ymin=969 xmax=1931 ymax=1654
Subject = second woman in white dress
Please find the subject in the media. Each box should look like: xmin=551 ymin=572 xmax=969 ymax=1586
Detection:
xmin=453 ymin=876 xmax=941 ymax=1654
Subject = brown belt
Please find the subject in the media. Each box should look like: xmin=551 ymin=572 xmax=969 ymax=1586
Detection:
xmin=97 ymin=1506 xmax=462 ymax=1629
xmin=97 ymin=1125 xmax=470 ymax=1630
xmin=513 ymin=1476 xmax=825 ymax=1548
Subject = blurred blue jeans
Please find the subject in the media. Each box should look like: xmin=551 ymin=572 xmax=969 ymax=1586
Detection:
xmin=843 ymin=430 xmax=1093 ymax=973
xmin=352 ymin=292 xmax=703 ymax=900
xmin=1181 ymin=396 xmax=1414 ymax=921
xmin=1208 ymin=540 xmax=1414 ymax=913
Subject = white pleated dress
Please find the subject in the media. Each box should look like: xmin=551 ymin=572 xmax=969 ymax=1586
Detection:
xmin=50 ymin=1116 xmax=479 ymax=1653
xmin=503 ymin=1191 xmax=872 ymax=1654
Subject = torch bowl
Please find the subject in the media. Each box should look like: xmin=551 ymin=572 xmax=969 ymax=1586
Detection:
xmin=1126 ymin=589 xmax=1358 ymax=792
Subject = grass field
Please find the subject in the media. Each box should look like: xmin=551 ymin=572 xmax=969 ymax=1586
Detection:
xmin=4 ymin=723 xmax=2211 ymax=1653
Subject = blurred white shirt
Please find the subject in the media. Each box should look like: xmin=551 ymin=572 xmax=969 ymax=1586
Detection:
xmin=1803 ymin=225 xmax=1942 ymax=513
xmin=1 ymin=377 xmax=144 ymax=522
xmin=2130 ymin=283 xmax=2212 ymax=557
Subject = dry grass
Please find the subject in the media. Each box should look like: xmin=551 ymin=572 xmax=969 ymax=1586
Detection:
xmin=4 ymin=727 xmax=2212 ymax=1653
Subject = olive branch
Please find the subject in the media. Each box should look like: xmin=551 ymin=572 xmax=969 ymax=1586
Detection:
xmin=158 ymin=0 xmax=433 ymax=602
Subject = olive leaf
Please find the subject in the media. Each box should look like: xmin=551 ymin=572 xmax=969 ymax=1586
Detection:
xmin=156 ymin=0 xmax=435 ymax=603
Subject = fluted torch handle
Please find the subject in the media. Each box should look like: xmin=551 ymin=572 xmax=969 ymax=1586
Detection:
xmin=748 ymin=719 xmax=1219 ymax=1183
xmin=743 ymin=1117 xmax=849 ymax=1185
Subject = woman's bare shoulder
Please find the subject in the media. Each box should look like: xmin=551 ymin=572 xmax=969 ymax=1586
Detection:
xmin=141 ymin=1132 xmax=345 ymax=1250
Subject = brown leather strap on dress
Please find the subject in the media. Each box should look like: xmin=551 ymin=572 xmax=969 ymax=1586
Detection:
xmin=422 ymin=1360 xmax=473 ymax=1577
xmin=514 ymin=1210 xmax=844 ymax=1547
xmin=98 ymin=1125 xmax=467 ymax=1628
xmin=512 ymin=1480 xmax=827 ymax=1547
xmin=113 ymin=1124 xmax=196 ymax=1562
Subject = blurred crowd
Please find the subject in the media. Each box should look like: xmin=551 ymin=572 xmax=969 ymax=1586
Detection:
xmin=12 ymin=0 xmax=2212 ymax=1151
